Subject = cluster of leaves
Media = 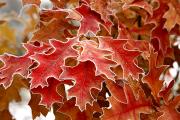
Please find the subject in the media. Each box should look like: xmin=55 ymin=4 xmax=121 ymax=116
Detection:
xmin=0 ymin=0 xmax=180 ymax=119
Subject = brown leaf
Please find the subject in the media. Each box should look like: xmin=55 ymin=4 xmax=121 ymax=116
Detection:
xmin=58 ymin=97 xmax=102 ymax=120
xmin=51 ymin=0 xmax=79 ymax=8
xmin=163 ymin=3 xmax=180 ymax=31
xmin=22 ymin=0 xmax=41 ymax=6
xmin=0 ymin=110 xmax=12 ymax=120
xmin=143 ymin=47 xmax=168 ymax=101
xmin=29 ymin=94 xmax=49 ymax=119
xmin=140 ymin=111 xmax=163 ymax=120
xmin=0 ymin=74 xmax=29 ymax=111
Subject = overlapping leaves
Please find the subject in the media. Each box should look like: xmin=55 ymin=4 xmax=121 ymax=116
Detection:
xmin=0 ymin=0 xmax=180 ymax=119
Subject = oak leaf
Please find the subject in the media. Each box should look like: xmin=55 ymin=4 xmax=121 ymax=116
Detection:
xmin=105 ymin=80 xmax=127 ymax=103
xmin=29 ymin=39 xmax=78 ymax=88
xmin=0 ymin=74 xmax=29 ymax=111
xmin=103 ymin=84 xmax=152 ymax=120
xmin=123 ymin=0 xmax=153 ymax=16
xmin=75 ymin=4 xmax=108 ymax=35
xmin=90 ymin=0 xmax=112 ymax=21
xmin=99 ymin=37 xmax=143 ymax=79
xmin=143 ymin=47 xmax=167 ymax=101
xmin=78 ymin=40 xmax=116 ymax=80
xmin=159 ymin=80 xmax=175 ymax=104
xmin=50 ymin=0 xmax=79 ymax=8
xmin=140 ymin=112 xmax=163 ymax=120
xmin=31 ymin=9 xmax=78 ymax=43
xmin=58 ymin=97 xmax=102 ymax=120
xmin=158 ymin=96 xmax=180 ymax=120
xmin=29 ymin=94 xmax=49 ymax=119
xmin=60 ymin=61 xmax=103 ymax=110
xmin=0 ymin=110 xmax=12 ymax=120
xmin=163 ymin=3 xmax=180 ymax=32
xmin=0 ymin=43 xmax=50 ymax=88
xmin=31 ymin=77 xmax=73 ymax=107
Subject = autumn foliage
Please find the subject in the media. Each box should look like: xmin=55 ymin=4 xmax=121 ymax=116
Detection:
xmin=0 ymin=0 xmax=180 ymax=119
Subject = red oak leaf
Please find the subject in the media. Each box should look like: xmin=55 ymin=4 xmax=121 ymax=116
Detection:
xmin=130 ymin=23 xmax=155 ymax=37
xmin=0 ymin=0 xmax=179 ymax=119
xmin=148 ymin=0 xmax=168 ymax=23
xmin=0 ymin=43 xmax=50 ymax=88
xmin=105 ymin=80 xmax=127 ymax=103
xmin=151 ymin=37 xmax=175 ymax=65
xmin=60 ymin=61 xmax=103 ymax=110
xmin=103 ymin=84 xmax=152 ymax=120
xmin=128 ymin=76 xmax=146 ymax=100
xmin=163 ymin=3 xmax=180 ymax=32
xmin=58 ymin=97 xmax=83 ymax=120
xmin=152 ymin=21 xmax=171 ymax=56
xmin=29 ymin=39 xmax=78 ymax=88
xmin=118 ymin=23 xmax=132 ymax=39
xmin=75 ymin=4 xmax=108 ymax=35
xmin=58 ymin=97 xmax=102 ymax=120
xmin=123 ymin=0 xmax=153 ymax=16
xmin=148 ymin=1 xmax=170 ymax=56
xmin=99 ymin=37 xmax=143 ymax=80
xmin=90 ymin=0 xmax=112 ymax=21
xmin=158 ymin=96 xmax=180 ymax=120
xmin=78 ymin=40 xmax=116 ymax=80
xmin=31 ymin=77 xmax=73 ymax=107
xmin=143 ymin=47 xmax=168 ymax=101
xmin=125 ymin=40 xmax=149 ymax=52
xmin=159 ymin=80 xmax=175 ymax=104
